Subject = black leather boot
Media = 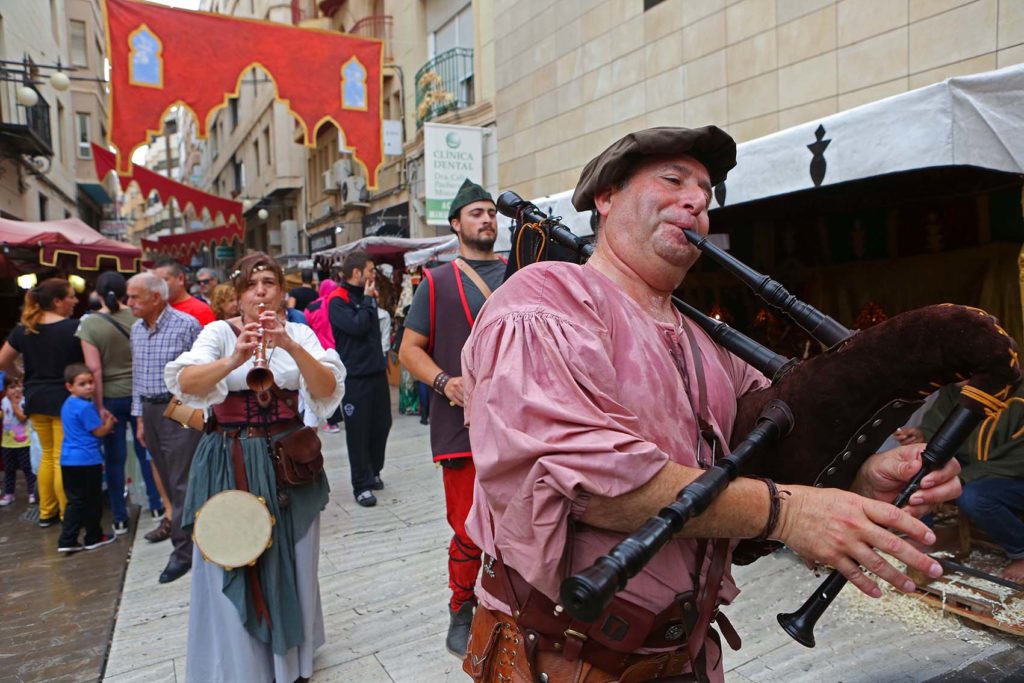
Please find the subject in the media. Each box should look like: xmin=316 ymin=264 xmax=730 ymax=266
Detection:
xmin=445 ymin=601 xmax=475 ymax=657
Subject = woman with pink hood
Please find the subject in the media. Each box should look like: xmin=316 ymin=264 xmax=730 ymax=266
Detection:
xmin=304 ymin=278 xmax=345 ymax=432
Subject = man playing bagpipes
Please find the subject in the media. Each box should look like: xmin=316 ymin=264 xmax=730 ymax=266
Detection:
xmin=457 ymin=126 xmax=970 ymax=683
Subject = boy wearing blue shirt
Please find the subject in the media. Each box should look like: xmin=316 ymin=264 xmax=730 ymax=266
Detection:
xmin=58 ymin=364 xmax=117 ymax=553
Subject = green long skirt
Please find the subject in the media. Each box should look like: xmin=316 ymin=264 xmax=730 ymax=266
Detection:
xmin=182 ymin=429 xmax=329 ymax=655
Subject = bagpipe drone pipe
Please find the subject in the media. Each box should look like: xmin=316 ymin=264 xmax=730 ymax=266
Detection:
xmin=497 ymin=191 xmax=1022 ymax=645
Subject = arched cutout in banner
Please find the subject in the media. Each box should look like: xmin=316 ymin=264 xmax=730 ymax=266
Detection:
xmin=102 ymin=0 xmax=384 ymax=187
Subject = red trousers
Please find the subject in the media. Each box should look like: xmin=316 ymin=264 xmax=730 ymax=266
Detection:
xmin=443 ymin=458 xmax=481 ymax=611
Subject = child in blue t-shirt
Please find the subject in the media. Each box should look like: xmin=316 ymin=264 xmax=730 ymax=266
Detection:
xmin=58 ymin=364 xmax=117 ymax=553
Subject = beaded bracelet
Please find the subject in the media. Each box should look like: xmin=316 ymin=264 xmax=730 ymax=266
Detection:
xmin=432 ymin=371 xmax=451 ymax=397
xmin=752 ymin=477 xmax=790 ymax=542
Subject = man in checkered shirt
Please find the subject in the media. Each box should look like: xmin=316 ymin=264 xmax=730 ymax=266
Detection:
xmin=127 ymin=271 xmax=202 ymax=585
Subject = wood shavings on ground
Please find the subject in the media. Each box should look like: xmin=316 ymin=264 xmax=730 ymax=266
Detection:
xmin=836 ymin=576 xmax=996 ymax=647
xmin=831 ymin=551 xmax=1023 ymax=644
xmin=994 ymin=599 xmax=1024 ymax=628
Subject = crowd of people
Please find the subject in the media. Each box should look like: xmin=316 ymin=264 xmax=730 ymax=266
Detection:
xmin=0 ymin=125 xmax=1021 ymax=683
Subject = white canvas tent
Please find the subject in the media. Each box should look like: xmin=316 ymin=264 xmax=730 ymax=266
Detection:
xmin=313 ymin=234 xmax=458 ymax=267
xmin=497 ymin=64 xmax=1024 ymax=239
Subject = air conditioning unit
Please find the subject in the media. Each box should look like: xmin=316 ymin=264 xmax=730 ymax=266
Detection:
xmin=281 ymin=219 xmax=299 ymax=255
xmin=332 ymin=158 xmax=353 ymax=185
xmin=340 ymin=176 xmax=368 ymax=205
xmin=322 ymin=169 xmax=340 ymax=194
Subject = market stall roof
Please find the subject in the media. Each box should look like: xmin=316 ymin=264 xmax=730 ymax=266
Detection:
xmin=723 ymin=63 xmax=1024 ymax=207
xmin=0 ymin=217 xmax=141 ymax=273
xmin=141 ymin=223 xmax=244 ymax=260
xmin=497 ymin=64 xmax=1024 ymax=240
xmin=404 ymin=236 xmax=458 ymax=267
xmin=313 ymin=235 xmax=459 ymax=268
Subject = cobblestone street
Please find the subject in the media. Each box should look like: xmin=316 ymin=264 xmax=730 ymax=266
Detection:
xmin=97 ymin=394 xmax=1023 ymax=682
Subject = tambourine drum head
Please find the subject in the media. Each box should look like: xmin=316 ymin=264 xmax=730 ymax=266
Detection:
xmin=194 ymin=490 xmax=273 ymax=570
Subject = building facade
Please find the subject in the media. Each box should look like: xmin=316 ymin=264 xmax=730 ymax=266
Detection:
xmin=494 ymin=0 xmax=1024 ymax=201
xmin=301 ymin=0 xmax=499 ymax=257
xmin=0 ymin=1 xmax=81 ymax=222
xmin=65 ymin=0 xmax=118 ymax=231
xmin=189 ymin=0 xmax=308 ymax=263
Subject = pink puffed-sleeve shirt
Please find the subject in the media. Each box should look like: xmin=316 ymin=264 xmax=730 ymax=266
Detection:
xmin=462 ymin=261 xmax=769 ymax=623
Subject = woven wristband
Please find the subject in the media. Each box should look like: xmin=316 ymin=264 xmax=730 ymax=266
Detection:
xmin=752 ymin=477 xmax=790 ymax=542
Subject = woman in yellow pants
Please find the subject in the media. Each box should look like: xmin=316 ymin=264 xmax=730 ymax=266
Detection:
xmin=0 ymin=278 xmax=83 ymax=526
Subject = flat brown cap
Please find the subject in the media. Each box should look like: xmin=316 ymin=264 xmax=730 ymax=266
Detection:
xmin=571 ymin=126 xmax=737 ymax=212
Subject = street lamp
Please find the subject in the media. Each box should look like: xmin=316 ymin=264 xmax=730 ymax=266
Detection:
xmin=257 ymin=208 xmax=269 ymax=220
xmin=15 ymin=85 xmax=38 ymax=107
xmin=2 ymin=57 xmax=100 ymax=106
xmin=49 ymin=70 xmax=70 ymax=91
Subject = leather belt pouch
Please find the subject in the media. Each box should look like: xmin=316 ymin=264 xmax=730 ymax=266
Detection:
xmin=273 ymin=425 xmax=323 ymax=486
xmin=162 ymin=397 xmax=205 ymax=431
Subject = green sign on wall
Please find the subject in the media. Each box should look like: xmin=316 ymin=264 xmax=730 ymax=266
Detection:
xmin=215 ymin=245 xmax=236 ymax=260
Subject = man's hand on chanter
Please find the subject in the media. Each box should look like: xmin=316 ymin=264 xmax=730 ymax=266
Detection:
xmin=852 ymin=443 xmax=962 ymax=517
xmin=771 ymin=484 xmax=944 ymax=598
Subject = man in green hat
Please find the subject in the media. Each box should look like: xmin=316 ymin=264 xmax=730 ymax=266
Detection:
xmin=399 ymin=177 xmax=506 ymax=656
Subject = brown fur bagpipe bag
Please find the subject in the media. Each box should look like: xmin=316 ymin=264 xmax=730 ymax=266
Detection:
xmin=731 ymin=302 xmax=1021 ymax=562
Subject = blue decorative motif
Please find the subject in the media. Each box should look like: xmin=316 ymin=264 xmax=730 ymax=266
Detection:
xmin=130 ymin=27 xmax=162 ymax=87
xmin=342 ymin=59 xmax=367 ymax=110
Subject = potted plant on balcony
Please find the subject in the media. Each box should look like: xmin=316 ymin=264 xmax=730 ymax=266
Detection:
xmin=416 ymin=70 xmax=455 ymax=123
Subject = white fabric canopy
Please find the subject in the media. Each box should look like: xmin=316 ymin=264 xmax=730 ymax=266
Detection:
xmin=312 ymin=234 xmax=458 ymax=265
xmin=724 ymin=63 xmax=1024 ymax=207
xmin=403 ymin=235 xmax=459 ymax=267
xmin=496 ymin=64 xmax=1024 ymax=230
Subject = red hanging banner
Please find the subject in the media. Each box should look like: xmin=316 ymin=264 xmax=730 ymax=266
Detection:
xmin=103 ymin=0 xmax=384 ymax=186
xmin=140 ymin=223 xmax=243 ymax=260
xmin=93 ymin=143 xmax=244 ymax=228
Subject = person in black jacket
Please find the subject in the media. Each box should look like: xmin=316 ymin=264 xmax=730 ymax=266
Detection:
xmin=329 ymin=250 xmax=391 ymax=507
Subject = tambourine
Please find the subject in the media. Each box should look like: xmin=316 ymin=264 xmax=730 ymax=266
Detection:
xmin=193 ymin=490 xmax=274 ymax=571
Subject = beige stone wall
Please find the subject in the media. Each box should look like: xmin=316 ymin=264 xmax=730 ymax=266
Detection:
xmin=0 ymin=0 xmax=78 ymax=221
xmin=495 ymin=0 xmax=1024 ymax=200
xmin=66 ymin=0 xmax=107 ymax=184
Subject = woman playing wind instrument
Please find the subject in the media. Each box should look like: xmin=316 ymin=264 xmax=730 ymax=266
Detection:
xmin=165 ymin=252 xmax=345 ymax=683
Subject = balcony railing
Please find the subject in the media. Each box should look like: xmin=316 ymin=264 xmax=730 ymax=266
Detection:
xmin=290 ymin=0 xmax=318 ymax=24
xmin=0 ymin=82 xmax=52 ymax=157
xmin=415 ymin=47 xmax=474 ymax=128
xmin=349 ymin=15 xmax=393 ymax=61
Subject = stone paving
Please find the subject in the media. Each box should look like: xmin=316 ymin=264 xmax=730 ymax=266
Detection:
xmin=102 ymin=397 xmax=1022 ymax=682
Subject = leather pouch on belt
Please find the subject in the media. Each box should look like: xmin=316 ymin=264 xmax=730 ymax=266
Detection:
xmin=273 ymin=426 xmax=324 ymax=486
xmin=463 ymin=608 xmax=502 ymax=680
xmin=163 ymin=397 xmax=205 ymax=431
xmin=521 ymin=591 xmax=655 ymax=653
xmin=463 ymin=608 xmax=534 ymax=682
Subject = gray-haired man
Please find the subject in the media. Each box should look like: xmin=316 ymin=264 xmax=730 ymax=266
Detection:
xmin=127 ymin=272 xmax=202 ymax=584
xmin=194 ymin=267 xmax=219 ymax=305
